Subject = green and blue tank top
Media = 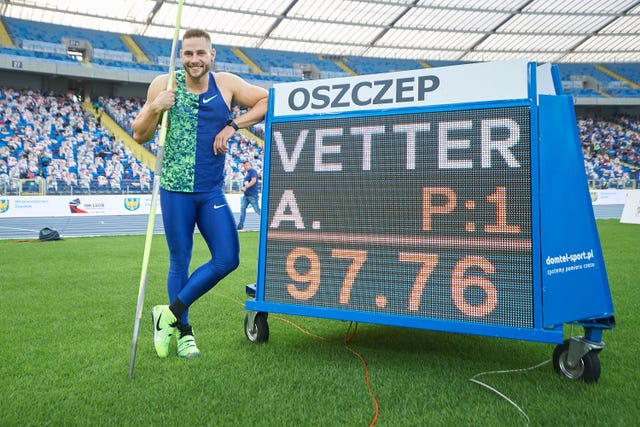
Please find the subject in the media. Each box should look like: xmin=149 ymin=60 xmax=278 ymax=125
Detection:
xmin=160 ymin=70 xmax=230 ymax=192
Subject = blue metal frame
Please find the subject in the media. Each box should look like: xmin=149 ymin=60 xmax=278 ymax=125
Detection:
xmin=255 ymin=89 xmax=277 ymax=303
xmin=245 ymin=299 xmax=561 ymax=343
xmin=550 ymin=64 xmax=564 ymax=95
xmin=527 ymin=63 xmax=547 ymax=337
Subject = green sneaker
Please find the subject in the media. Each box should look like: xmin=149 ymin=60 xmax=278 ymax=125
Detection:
xmin=151 ymin=305 xmax=177 ymax=358
xmin=177 ymin=324 xmax=201 ymax=359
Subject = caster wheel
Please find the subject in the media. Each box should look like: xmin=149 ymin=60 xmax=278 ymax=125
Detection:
xmin=244 ymin=312 xmax=269 ymax=343
xmin=553 ymin=339 xmax=601 ymax=383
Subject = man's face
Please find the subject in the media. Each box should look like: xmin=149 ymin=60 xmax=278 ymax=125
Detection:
xmin=180 ymin=36 xmax=214 ymax=80
xmin=244 ymin=162 xmax=252 ymax=171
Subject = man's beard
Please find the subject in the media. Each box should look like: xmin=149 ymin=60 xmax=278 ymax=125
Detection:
xmin=185 ymin=63 xmax=208 ymax=79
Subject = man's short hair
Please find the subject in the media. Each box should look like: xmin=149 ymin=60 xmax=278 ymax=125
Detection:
xmin=183 ymin=28 xmax=211 ymax=44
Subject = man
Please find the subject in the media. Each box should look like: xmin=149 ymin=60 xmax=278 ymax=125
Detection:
xmin=236 ymin=160 xmax=261 ymax=230
xmin=132 ymin=29 xmax=268 ymax=359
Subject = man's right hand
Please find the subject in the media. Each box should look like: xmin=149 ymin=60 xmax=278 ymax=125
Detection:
xmin=132 ymin=74 xmax=175 ymax=143
xmin=151 ymin=88 xmax=176 ymax=113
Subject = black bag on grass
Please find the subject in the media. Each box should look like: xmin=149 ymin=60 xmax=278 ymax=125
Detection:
xmin=39 ymin=227 xmax=61 ymax=241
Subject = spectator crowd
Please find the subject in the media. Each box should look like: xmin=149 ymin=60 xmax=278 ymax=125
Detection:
xmin=0 ymin=87 xmax=152 ymax=195
xmin=1 ymin=85 xmax=639 ymax=196
xmin=579 ymin=115 xmax=640 ymax=188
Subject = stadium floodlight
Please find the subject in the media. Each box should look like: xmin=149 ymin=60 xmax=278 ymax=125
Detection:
xmin=128 ymin=0 xmax=184 ymax=380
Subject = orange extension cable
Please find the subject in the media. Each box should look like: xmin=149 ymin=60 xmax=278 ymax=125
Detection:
xmin=342 ymin=321 xmax=380 ymax=427
xmin=216 ymin=293 xmax=380 ymax=426
xmin=274 ymin=317 xmax=380 ymax=426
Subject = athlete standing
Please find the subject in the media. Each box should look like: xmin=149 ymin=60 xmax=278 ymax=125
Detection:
xmin=132 ymin=28 xmax=268 ymax=359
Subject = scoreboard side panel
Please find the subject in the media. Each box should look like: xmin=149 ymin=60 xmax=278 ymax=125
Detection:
xmin=538 ymin=94 xmax=615 ymax=327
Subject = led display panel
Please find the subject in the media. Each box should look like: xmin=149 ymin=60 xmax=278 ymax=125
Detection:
xmin=262 ymin=106 xmax=533 ymax=328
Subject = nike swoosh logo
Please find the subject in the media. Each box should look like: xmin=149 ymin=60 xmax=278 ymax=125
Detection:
xmin=214 ymin=204 xmax=227 ymax=209
xmin=155 ymin=312 xmax=163 ymax=332
xmin=202 ymin=94 xmax=218 ymax=103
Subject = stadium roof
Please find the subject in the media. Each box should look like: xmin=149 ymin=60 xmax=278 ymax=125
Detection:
xmin=2 ymin=0 xmax=640 ymax=63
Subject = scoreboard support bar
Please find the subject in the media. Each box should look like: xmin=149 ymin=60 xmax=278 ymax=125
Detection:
xmin=245 ymin=60 xmax=615 ymax=382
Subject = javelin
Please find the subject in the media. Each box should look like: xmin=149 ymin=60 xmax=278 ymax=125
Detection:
xmin=128 ymin=0 xmax=184 ymax=380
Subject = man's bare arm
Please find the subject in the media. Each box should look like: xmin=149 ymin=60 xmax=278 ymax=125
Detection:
xmin=212 ymin=73 xmax=269 ymax=155
xmin=132 ymin=74 xmax=174 ymax=143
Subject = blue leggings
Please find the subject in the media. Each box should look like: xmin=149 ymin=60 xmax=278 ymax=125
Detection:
xmin=160 ymin=188 xmax=240 ymax=325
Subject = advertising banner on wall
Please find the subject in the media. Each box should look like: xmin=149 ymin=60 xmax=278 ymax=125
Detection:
xmin=589 ymin=189 xmax=629 ymax=206
xmin=0 ymin=195 xmax=159 ymax=218
xmin=0 ymin=194 xmax=248 ymax=218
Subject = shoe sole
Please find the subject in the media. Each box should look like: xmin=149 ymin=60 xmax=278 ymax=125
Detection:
xmin=178 ymin=351 xmax=201 ymax=359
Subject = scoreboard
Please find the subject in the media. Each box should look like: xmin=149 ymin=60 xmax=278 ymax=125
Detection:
xmin=246 ymin=60 xmax=614 ymax=349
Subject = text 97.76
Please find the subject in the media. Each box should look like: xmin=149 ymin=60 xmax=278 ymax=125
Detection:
xmin=285 ymin=247 xmax=498 ymax=318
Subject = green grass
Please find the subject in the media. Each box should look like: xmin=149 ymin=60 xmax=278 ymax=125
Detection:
xmin=1 ymin=220 xmax=638 ymax=426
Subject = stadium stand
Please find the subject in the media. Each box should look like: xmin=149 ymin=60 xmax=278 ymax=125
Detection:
xmin=557 ymin=63 xmax=640 ymax=98
xmin=238 ymin=47 xmax=348 ymax=80
xmin=1 ymin=17 xmax=163 ymax=72
xmin=1 ymin=17 xmax=639 ymax=195
xmin=3 ymin=17 xmax=127 ymax=52
xmin=0 ymin=87 xmax=153 ymax=195
xmin=579 ymin=115 xmax=640 ymax=189
xmin=2 ymin=16 xmax=640 ymax=100
xmin=343 ymin=56 xmax=424 ymax=75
